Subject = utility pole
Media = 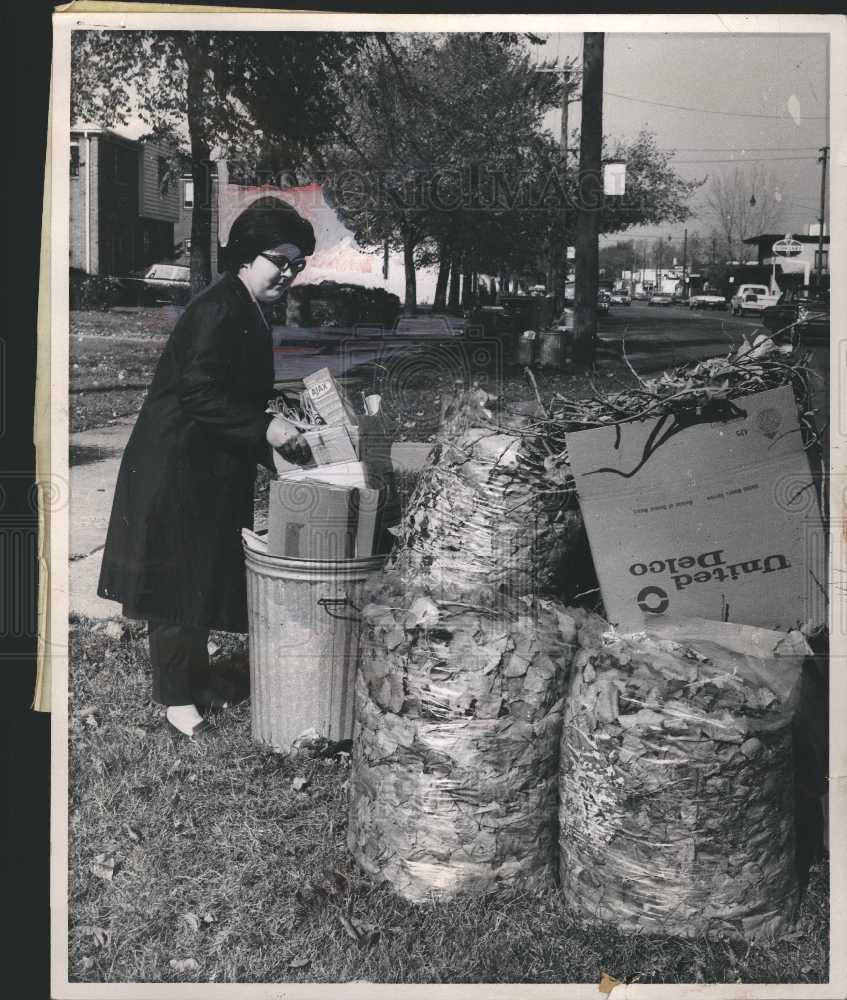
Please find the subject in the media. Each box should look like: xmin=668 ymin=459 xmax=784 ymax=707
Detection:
xmin=573 ymin=33 xmax=604 ymax=366
xmin=558 ymin=69 xmax=571 ymax=312
xmin=682 ymin=227 xmax=688 ymax=300
xmin=816 ymin=145 xmax=829 ymax=286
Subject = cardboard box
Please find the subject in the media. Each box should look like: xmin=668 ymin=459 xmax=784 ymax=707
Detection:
xmin=303 ymin=424 xmax=359 ymax=465
xmin=566 ymin=385 xmax=827 ymax=631
xmin=274 ymin=463 xmax=383 ymax=558
xmin=268 ymin=478 xmax=357 ymax=560
xmin=302 ymin=368 xmax=358 ymax=426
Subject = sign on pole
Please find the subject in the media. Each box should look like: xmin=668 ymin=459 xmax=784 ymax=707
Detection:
xmin=771 ymin=235 xmax=803 ymax=258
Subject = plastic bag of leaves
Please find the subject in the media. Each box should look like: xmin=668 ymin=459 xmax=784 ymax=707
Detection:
xmin=558 ymin=612 xmax=810 ymax=940
xmin=384 ymin=388 xmax=585 ymax=602
xmin=348 ymin=582 xmax=577 ymax=902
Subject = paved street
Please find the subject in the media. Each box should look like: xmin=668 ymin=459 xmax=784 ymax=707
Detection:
xmin=597 ymin=302 xmax=830 ymax=427
xmin=70 ymin=305 xmax=829 ymax=619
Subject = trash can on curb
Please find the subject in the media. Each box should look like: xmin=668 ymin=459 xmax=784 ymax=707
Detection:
xmin=242 ymin=528 xmax=387 ymax=752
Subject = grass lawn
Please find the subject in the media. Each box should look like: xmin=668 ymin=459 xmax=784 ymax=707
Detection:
xmin=67 ymin=307 xmax=830 ymax=985
xmin=67 ymin=618 xmax=830 ymax=986
xmin=70 ymin=308 xmax=175 ymax=433
xmin=69 ymin=306 xmax=640 ymax=438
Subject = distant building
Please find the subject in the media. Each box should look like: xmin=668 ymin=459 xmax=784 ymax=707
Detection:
xmin=69 ymin=127 xmax=180 ymax=275
xmin=742 ymin=230 xmax=830 ymax=287
xmin=173 ymin=171 xmax=222 ymax=270
xmin=620 ymin=267 xmax=681 ymax=297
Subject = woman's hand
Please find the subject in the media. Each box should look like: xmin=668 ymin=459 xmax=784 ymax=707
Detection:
xmin=266 ymin=415 xmax=311 ymax=464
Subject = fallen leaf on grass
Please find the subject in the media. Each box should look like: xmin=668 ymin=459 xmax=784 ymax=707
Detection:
xmin=123 ymin=823 xmax=143 ymax=843
xmin=291 ymin=775 xmax=310 ymax=792
xmin=90 ymin=854 xmax=115 ymax=881
xmin=78 ymin=925 xmax=110 ymax=949
xmin=102 ymin=620 xmax=128 ymax=641
xmin=169 ymin=958 xmax=200 ymax=973
xmin=336 ymin=912 xmax=380 ymax=949
xmin=598 ymin=972 xmax=622 ymax=995
xmin=287 ymin=955 xmax=311 ymax=969
xmin=202 ymin=913 xmax=216 ymax=924
xmin=84 ymin=715 xmax=99 ymax=730
xmin=181 ymin=912 xmax=201 ymax=933
xmin=79 ymin=957 xmax=95 ymax=972
xmin=75 ymin=705 xmax=98 ymax=719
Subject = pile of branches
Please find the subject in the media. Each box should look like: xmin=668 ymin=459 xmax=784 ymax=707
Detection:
xmin=347 ymin=577 xmax=577 ymax=902
xmin=558 ymin=611 xmax=809 ymax=940
xmin=542 ymin=335 xmax=822 ymax=461
xmin=383 ymin=388 xmax=586 ymax=601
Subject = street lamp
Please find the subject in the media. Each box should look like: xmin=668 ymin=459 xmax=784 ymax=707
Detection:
xmin=603 ymin=159 xmax=627 ymax=196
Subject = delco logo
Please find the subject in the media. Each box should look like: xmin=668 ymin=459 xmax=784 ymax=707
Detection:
xmin=628 ymin=548 xmax=792 ymax=615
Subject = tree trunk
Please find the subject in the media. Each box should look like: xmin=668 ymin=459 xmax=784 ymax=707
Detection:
xmin=572 ymin=32 xmax=604 ymax=367
xmin=186 ymin=51 xmax=213 ymax=295
xmin=433 ymin=245 xmax=450 ymax=312
xmin=447 ymin=256 xmax=461 ymax=312
xmin=461 ymin=264 xmax=473 ymax=309
xmin=403 ymin=232 xmax=417 ymax=316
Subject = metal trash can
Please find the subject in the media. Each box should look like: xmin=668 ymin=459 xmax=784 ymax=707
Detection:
xmin=538 ymin=329 xmax=565 ymax=368
xmin=242 ymin=529 xmax=387 ymax=752
xmin=517 ymin=329 xmax=537 ymax=366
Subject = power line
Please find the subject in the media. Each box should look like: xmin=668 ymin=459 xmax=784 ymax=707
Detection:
xmin=605 ymin=90 xmax=827 ymax=120
xmin=657 ymin=145 xmax=819 ymax=152
xmin=671 ymin=156 xmax=818 ymax=164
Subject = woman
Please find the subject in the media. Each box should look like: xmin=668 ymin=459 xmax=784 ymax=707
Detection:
xmin=98 ymin=196 xmax=315 ymax=738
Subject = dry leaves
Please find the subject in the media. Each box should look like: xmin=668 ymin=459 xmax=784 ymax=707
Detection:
xmin=349 ymin=589 xmax=576 ymax=903
xmin=169 ymin=957 xmax=199 ymax=973
xmin=180 ymin=912 xmax=201 ymax=933
xmin=78 ymin=925 xmax=110 ymax=949
xmin=383 ymin=390 xmax=585 ymax=602
xmin=558 ymin=612 xmax=804 ymax=940
xmin=89 ymin=853 xmax=115 ymax=881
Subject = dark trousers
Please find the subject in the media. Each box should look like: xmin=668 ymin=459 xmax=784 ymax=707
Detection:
xmin=148 ymin=621 xmax=210 ymax=706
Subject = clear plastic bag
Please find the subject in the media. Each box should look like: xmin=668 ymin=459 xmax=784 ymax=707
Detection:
xmin=348 ymin=589 xmax=576 ymax=902
xmin=558 ymin=613 xmax=809 ymax=940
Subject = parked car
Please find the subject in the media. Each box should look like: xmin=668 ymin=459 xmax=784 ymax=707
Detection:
xmin=762 ymin=286 xmax=830 ymax=341
xmin=648 ymin=293 xmax=673 ymax=306
xmin=689 ymin=293 xmax=728 ymax=311
xmin=610 ymin=290 xmax=631 ymax=306
xmin=730 ymin=284 xmax=780 ymax=316
xmin=120 ymin=262 xmax=191 ymax=305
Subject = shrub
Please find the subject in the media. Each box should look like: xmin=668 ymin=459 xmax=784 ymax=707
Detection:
xmin=69 ymin=269 xmax=124 ymax=311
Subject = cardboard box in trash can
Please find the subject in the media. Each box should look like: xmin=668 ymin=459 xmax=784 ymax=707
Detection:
xmin=269 ymin=463 xmax=382 ymax=558
xmin=268 ymin=479 xmax=357 ymax=560
xmin=566 ymin=385 xmax=826 ymax=631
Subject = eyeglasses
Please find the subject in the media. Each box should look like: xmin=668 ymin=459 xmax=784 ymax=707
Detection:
xmin=259 ymin=252 xmax=307 ymax=278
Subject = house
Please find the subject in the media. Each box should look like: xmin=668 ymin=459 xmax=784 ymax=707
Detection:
xmin=742 ymin=229 xmax=830 ymax=289
xmin=69 ymin=127 xmax=181 ymax=275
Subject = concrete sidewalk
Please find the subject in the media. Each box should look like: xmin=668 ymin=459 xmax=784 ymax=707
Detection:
xmin=69 ymin=418 xmax=433 ymax=619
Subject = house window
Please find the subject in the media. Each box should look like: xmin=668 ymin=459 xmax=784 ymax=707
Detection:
xmin=158 ymin=156 xmax=170 ymax=196
xmin=183 ymin=179 xmax=194 ymax=208
xmin=70 ymin=142 xmax=79 ymax=177
xmin=815 ymin=249 xmax=829 ymax=271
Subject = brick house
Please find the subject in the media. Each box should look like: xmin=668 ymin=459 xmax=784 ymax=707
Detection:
xmin=69 ymin=128 xmax=181 ymax=275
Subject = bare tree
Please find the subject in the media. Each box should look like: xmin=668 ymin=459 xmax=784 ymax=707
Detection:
xmin=704 ymin=165 xmax=781 ymax=262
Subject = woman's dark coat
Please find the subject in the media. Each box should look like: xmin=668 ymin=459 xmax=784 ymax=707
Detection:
xmin=98 ymin=272 xmax=275 ymax=632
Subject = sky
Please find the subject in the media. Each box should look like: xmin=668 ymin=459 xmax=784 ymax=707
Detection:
xmin=536 ymin=32 xmax=829 ymax=248
xmin=104 ymin=29 xmax=829 ymax=256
